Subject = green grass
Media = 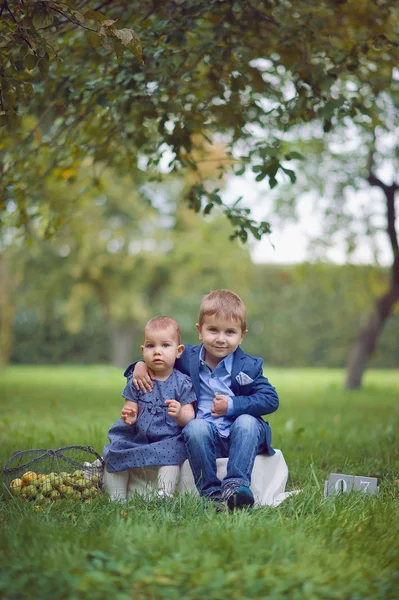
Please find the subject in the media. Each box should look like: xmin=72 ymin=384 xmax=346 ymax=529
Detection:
xmin=1 ymin=366 xmax=398 ymax=600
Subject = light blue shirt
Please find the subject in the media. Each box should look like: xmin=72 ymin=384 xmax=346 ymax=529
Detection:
xmin=197 ymin=345 xmax=235 ymax=438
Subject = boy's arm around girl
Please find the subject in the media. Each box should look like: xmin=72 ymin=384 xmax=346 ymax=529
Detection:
xmin=124 ymin=345 xmax=279 ymax=421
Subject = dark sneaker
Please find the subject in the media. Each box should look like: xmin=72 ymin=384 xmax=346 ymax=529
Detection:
xmin=224 ymin=485 xmax=255 ymax=510
xmin=203 ymin=494 xmax=226 ymax=513
xmin=209 ymin=499 xmax=227 ymax=513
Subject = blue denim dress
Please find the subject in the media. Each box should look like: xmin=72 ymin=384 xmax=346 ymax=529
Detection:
xmin=103 ymin=370 xmax=196 ymax=471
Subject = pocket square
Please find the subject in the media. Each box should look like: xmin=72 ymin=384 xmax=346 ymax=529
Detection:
xmin=236 ymin=372 xmax=254 ymax=385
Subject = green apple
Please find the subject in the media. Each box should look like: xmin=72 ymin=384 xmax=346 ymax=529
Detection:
xmin=25 ymin=485 xmax=38 ymax=499
xmin=48 ymin=473 xmax=59 ymax=484
xmin=41 ymin=482 xmax=53 ymax=496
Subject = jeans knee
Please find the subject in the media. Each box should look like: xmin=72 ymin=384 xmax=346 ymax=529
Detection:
xmin=183 ymin=418 xmax=211 ymax=442
xmin=232 ymin=414 xmax=259 ymax=434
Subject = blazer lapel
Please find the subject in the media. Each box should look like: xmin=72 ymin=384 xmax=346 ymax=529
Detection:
xmin=189 ymin=346 xmax=201 ymax=400
xmin=230 ymin=347 xmax=246 ymax=395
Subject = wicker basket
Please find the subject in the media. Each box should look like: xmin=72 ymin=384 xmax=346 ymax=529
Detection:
xmin=3 ymin=445 xmax=104 ymax=502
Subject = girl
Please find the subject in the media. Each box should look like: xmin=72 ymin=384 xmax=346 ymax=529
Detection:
xmin=103 ymin=316 xmax=196 ymax=500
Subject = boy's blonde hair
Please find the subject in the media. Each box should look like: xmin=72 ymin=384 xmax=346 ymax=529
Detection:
xmin=198 ymin=290 xmax=247 ymax=332
xmin=144 ymin=316 xmax=181 ymax=344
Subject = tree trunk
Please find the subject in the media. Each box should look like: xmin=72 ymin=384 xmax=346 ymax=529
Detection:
xmin=109 ymin=325 xmax=135 ymax=369
xmin=345 ymin=285 xmax=399 ymax=388
xmin=345 ymin=172 xmax=399 ymax=389
xmin=0 ymin=254 xmax=14 ymax=372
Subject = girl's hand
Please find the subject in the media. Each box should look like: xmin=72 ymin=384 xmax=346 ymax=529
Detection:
xmin=121 ymin=401 xmax=138 ymax=425
xmin=211 ymin=394 xmax=228 ymax=417
xmin=165 ymin=399 xmax=182 ymax=419
xmin=133 ymin=362 xmax=155 ymax=393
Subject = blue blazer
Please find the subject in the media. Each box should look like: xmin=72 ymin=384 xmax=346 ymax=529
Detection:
xmin=124 ymin=345 xmax=279 ymax=455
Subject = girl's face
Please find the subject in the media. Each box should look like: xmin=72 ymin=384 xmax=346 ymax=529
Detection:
xmin=141 ymin=326 xmax=184 ymax=377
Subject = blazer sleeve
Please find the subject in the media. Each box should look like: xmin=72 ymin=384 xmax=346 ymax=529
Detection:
xmin=229 ymin=359 xmax=279 ymax=418
xmin=173 ymin=344 xmax=194 ymax=377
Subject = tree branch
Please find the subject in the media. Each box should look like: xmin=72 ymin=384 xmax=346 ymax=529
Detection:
xmin=49 ymin=6 xmax=98 ymax=32
xmin=367 ymin=170 xmax=399 ymax=285
xmin=246 ymin=1 xmax=281 ymax=27
xmin=5 ymin=1 xmax=16 ymax=23
xmin=367 ymin=171 xmax=397 ymax=197
xmin=386 ymin=189 xmax=399 ymax=285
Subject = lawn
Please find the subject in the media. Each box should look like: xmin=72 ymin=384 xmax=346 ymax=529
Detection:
xmin=1 ymin=366 xmax=398 ymax=599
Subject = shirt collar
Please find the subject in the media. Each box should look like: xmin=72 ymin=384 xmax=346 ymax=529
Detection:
xmin=199 ymin=344 xmax=233 ymax=374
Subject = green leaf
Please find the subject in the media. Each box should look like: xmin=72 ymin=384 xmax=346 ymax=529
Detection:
xmin=269 ymin=176 xmax=278 ymax=189
xmin=239 ymin=229 xmax=248 ymax=243
xmin=4 ymin=92 xmax=17 ymax=109
xmin=84 ymin=11 xmax=107 ymax=23
xmin=88 ymin=32 xmax=102 ymax=48
xmin=210 ymin=192 xmax=222 ymax=205
xmin=255 ymin=171 xmax=267 ymax=182
xmin=32 ymin=8 xmax=52 ymax=31
xmin=104 ymin=27 xmax=143 ymax=65
xmin=114 ymin=43 xmax=125 ymax=59
xmin=285 ymin=152 xmax=304 ymax=161
xmin=24 ymin=54 xmax=38 ymax=71
xmin=281 ymin=167 xmax=296 ymax=183
xmin=38 ymin=54 xmax=50 ymax=77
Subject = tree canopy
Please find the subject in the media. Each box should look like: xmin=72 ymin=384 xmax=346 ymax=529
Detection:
xmin=1 ymin=0 xmax=398 ymax=239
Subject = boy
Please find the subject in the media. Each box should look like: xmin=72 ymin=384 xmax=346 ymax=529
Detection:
xmin=126 ymin=290 xmax=279 ymax=509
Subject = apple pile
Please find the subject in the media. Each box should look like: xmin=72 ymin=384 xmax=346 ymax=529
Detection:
xmin=9 ymin=469 xmax=101 ymax=504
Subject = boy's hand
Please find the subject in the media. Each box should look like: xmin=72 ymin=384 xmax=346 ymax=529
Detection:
xmin=121 ymin=401 xmax=138 ymax=425
xmin=211 ymin=394 xmax=228 ymax=417
xmin=133 ymin=362 xmax=154 ymax=393
xmin=165 ymin=399 xmax=182 ymax=419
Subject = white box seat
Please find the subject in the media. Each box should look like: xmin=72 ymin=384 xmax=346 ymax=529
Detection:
xmin=104 ymin=449 xmax=290 ymax=507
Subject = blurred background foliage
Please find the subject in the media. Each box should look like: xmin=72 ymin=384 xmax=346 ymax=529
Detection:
xmin=1 ymin=0 xmax=398 ymax=385
xmin=2 ymin=0 xmax=398 ymax=238
xmin=5 ymin=208 xmax=399 ymax=369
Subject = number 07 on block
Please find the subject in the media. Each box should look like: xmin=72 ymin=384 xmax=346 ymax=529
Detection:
xmin=324 ymin=473 xmax=379 ymax=497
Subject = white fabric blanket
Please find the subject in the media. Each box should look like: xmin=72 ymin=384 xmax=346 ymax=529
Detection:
xmin=104 ymin=449 xmax=298 ymax=507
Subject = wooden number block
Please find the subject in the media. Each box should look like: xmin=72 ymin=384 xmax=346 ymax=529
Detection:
xmin=353 ymin=475 xmax=379 ymax=494
xmin=324 ymin=473 xmax=379 ymax=497
xmin=324 ymin=473 xmax=354 ymax=497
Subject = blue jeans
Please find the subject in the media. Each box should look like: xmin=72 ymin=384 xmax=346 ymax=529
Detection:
xmin=182 ymin=414 xmax=267 ymax=498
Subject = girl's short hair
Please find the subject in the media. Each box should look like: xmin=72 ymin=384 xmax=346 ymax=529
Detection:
xmin=144 ymin=316 xmax=181 ymax=344
xmin=198 ymin=290 xmax=247 ymax=331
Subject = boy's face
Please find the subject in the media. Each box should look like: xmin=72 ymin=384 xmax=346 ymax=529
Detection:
xmin=196 ymin=314 xmax=247 ymax=364
xmin=141 ymin=326 xmax=184 ymax=375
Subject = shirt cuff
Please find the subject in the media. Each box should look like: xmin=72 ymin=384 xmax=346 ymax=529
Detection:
xmin=226 ymin=397 xmax=234 ymax=417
